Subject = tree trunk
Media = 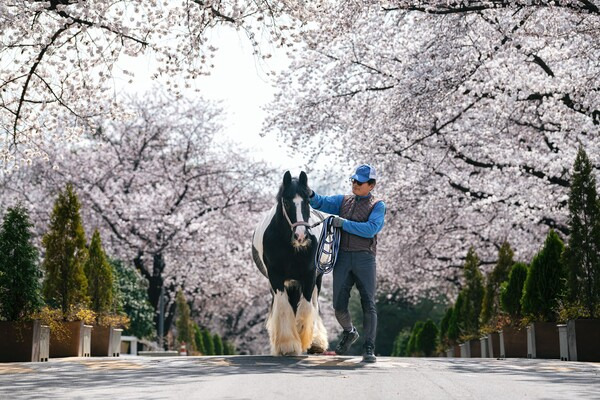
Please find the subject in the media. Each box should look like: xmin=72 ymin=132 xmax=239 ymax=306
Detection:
xmin=134 ymin=252 xmax=177 ymax=343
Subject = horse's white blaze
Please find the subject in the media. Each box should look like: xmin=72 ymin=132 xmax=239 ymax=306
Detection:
xmin=293 ymin=195 xmax=307 ymax=242
xmin=296 ymin=296 xmax=315 ymax=351
xmin=266 ymin=290 xmax=302 ymax=356
xmin=310 ymin=286 xmax=328 ymax=352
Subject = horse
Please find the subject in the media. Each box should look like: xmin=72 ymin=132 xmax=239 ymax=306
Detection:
xmin=252 ymin=171 xmax=328 ymax=355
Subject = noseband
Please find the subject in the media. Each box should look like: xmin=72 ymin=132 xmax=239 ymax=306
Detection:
xmin=280 ymin=198 xmax=326 ymax=232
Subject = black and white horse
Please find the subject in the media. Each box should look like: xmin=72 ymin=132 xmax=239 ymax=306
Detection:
xmin=252 ymin=171 xmax=328 ymax=355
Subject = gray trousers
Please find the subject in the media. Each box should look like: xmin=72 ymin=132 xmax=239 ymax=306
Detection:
xmin=333 ymin=250 xmax=377 ymax=346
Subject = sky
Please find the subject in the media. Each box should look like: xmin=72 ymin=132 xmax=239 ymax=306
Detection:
xmin=117 ymin=26 xmax=307 ymax=175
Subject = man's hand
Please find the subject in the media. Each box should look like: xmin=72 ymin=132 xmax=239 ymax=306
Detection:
xmin=332 ymin=217 xmax=345 ymax=228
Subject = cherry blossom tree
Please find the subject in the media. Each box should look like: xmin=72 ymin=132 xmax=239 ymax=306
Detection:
xmin=266 ymin=1 xmax=600 ymax=298
xmin=0 ymin=92 xmax=277 ymax=346
xmin=0 ymin=0 xmax=307 ymax=169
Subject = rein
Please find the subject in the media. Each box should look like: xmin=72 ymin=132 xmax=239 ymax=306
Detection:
xmin=314 ymin=216 xmax=341 ymax=274
xmin=280 ymin=198 xmax=340 ymax=274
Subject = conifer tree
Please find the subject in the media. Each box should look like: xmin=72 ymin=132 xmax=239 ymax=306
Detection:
xmin=416 ymin=319 xmax=439 ymax=357
xmin=202 ymin=329 xmax=215 ymax=355
xmin=391 ymin=329 xmax=411 ymax=357
xmin=225 ymin=341 xmax=237 ymax=355
xmin=0 ymin=205 xmax=43 ymax=321
xmin=439 ymin=306 xmax=453 ymax=347
xmin=42 ymin=184 xmax=89 ymax=314
xmin=460 ymin=247 xmax=484 ymax=337
xmin=194 ymin=324 xmax=206 ymax=354
xmin=111 ymin=259 xmax=155 ymax=338
xmin=407 ymin=321 xmax=424 ymax=356
xmin=447 ymin=292 xmax=464 ymax=343
xmin=562 ymin=147 xmax=600 ymax=318
xmin=500 ymin=262 xmax=528 ymax=321
xmin=84 ymin=230 xmax=113 ymax=314
xmin=481 ymin=242 xmax=514 ymax=325
xmin=175 ymin=290 xmax=195 ymax=351
xmin=213 ymin=333 xmax=223 ymax=355
xmin=521 ymin=230 xmax=566 ymax=322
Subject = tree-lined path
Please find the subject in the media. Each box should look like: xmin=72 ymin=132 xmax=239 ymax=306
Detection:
xmin=1 ymin=356 xmax=599 ymax=399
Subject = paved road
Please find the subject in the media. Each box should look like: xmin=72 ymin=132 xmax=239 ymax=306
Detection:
xmin=1 ymin=355 xmax=599 ymax=399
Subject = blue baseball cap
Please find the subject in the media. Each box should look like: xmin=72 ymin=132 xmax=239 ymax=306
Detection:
xmin=350 ymin=164 xmax=377 ymax=183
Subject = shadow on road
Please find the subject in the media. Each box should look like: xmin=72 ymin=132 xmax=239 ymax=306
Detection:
xmin=434 ymin=358 xmax=600 ymax=400
xmin=2 ymin=355 xmax=383 ymax=399
xmin=4 ymin=356 xmax=600 ymax=399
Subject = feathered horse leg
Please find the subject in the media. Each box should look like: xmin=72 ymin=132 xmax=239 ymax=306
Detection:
xmin=266 ymin=290 xmax=302 ymax=356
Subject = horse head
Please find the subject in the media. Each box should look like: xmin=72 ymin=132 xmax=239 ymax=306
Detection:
xmin=277 ymin=170 xmax=312 ymax=250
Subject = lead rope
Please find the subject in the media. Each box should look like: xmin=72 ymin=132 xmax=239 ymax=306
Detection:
xmin=314 ymin=216 xmax=341 ymax=274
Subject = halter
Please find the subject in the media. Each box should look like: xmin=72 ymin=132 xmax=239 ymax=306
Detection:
xmin=280 ymin=198 xmax=341 ymax=274
xmin=280 ymin=198 xmax=326 ymax=231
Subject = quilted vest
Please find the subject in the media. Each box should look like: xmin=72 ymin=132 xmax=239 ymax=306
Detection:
xmin=339 ymin=194 xmax=381 ymax=255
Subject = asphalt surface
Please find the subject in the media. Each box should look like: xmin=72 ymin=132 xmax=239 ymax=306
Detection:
xmin=1 ymin=355 xmax=599 ymax=399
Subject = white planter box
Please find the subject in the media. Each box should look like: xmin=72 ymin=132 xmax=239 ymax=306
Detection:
xmin=459 ymin=343 xmax=470 ymax=358
xmin=121 ymin=335 xmax=138 ymax=355
xmin=111 ymin=329 xmax=123 ymax=357
xmin=480 ymin=337 xmax=489 ymax=358
xmin=527 ymin=324 xmax=535 ymax=358
xmin=81 ymin=325 xmax=92 ymax=357
xmin=487 ymin=333 xmax=500 ymax=358
xmin=557 ymin=324 xmax=569 ymax=361
xmin=39 ymin=325 xmax=50 ymax=362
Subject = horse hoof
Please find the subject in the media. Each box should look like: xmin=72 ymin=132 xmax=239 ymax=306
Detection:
xmin=275 ymin=340 xmax=302 ymax=356
xmin=307 ymin=345 xmax=326 ymax=354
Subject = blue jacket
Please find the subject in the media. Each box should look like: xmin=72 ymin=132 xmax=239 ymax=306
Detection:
xmin=310 ymin=193 xmax=385 ymax=239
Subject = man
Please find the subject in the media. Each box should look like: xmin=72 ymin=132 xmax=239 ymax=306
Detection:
xmin=309 ymin=164 xmax=385 ymax=363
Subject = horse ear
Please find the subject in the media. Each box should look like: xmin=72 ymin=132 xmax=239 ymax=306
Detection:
xmin=283 ymin=171 xmax=292 ymax=187
xmin=299 ymin=171 xmax=308 ymax=186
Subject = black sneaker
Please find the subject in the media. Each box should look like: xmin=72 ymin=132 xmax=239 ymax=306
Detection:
xmin=335 ymin=328 xmax=359 ymax=355
xmin=362 ymin=342 xmax=376 ymax=363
